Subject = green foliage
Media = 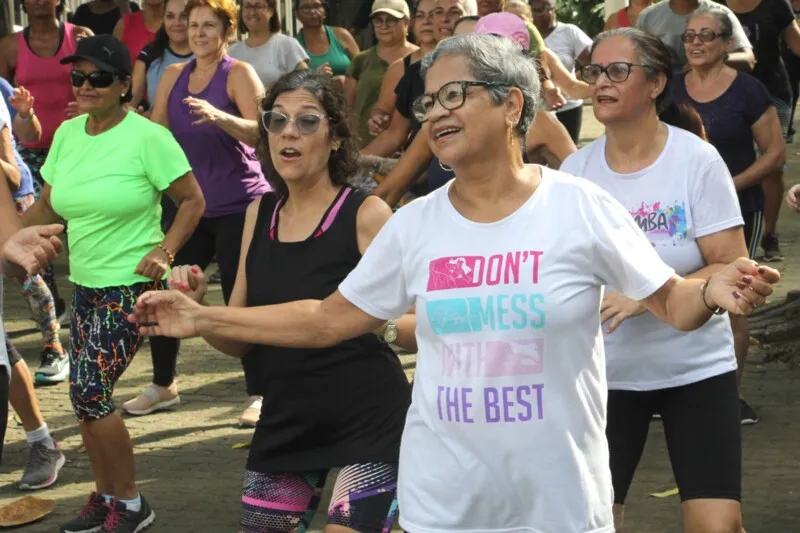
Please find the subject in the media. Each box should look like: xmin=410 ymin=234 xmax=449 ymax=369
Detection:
xmin=556 ymin=0 xmax=607 ymax=37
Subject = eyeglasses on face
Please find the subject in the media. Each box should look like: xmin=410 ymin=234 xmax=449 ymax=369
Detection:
xmin=681 ymin=29 xmax=729 ymax=43
xmin=372 ymin=14 xmax=401 ymax=27
xmin=580 ymin=62 xmax=653 ymax=84
xmin=412 ymin=80 xmax=503 ymax=123
xmin=70 ymin=70 xmax=117 ymax=89
xmin=261 ymin=110 xmax=328 ymax=135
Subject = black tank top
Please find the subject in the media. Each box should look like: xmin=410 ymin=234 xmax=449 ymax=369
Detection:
xmin=245 ymin=185 xmax=411 ymax=472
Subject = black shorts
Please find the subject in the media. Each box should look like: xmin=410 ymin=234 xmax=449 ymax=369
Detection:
xmin=607 ymin=371 xmax=741 ymax=504
xmin=742 ymin=210 xmax=763 ymax=260
xmin=3 ymin=337 xmax=22 ymax=367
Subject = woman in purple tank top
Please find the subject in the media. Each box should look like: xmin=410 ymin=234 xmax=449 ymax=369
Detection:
xmin=125 ymin=0 xmax=269 ymax=425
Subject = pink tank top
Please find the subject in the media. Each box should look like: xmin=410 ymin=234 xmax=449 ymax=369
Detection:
xmin=121 ymin=12 xmax=156 ymax=65
xmin=16 ymin=23 xmax=78 ymax=150
xmin=616 ymin=7 xmax=632 ymax=28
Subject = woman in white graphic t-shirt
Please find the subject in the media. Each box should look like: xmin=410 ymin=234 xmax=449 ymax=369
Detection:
xmin=128 ymin=34 xmax=780 ymax=533
xmin=561 ymin=27 xmax=749 ymax=533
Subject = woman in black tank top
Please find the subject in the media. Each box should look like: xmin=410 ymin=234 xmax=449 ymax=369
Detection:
xmin=161 ymin=70 xmax=415 ymax=532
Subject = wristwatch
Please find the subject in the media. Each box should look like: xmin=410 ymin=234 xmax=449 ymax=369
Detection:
xmin=378 ymin=320 xmax=398 ymax=344
xmin=18 ymin=108 xmax=35 ymax=123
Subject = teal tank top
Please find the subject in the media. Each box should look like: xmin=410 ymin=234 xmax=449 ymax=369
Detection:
xmin=298 ymin=26 xmax=351 ymax=76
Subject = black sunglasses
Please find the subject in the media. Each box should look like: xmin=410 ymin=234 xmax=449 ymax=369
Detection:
xmin=580 ymin=62 xmax=653 ymax=84
xmin=261 ymin=110 xmax=328 ymax=135
xmin=70 ymin=70 xmax=117 ymax=89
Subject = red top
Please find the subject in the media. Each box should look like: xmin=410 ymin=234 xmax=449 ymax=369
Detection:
xmin=616 ymin=7 xmax=632 ymax=28
xmin=121 ymin=11 xmax=156 ymax=65
xmin=16 ymin=23 xmax=78 ymax=150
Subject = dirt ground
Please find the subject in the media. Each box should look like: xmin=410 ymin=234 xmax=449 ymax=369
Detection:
xmin=0 ymin=106 xmax=798 ymax=532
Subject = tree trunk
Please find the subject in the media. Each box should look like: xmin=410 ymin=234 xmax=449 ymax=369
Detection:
xmin=748 ymin=290 xmax=800 ymax=363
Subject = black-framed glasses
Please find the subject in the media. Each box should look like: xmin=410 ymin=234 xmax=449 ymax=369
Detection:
xmin=580 ymin=62 xmax=653 ymax=84
xmin=70 ymin=70 xmax=117 ymax=89
xmin=261 ymin=110 xmax=328 ymax=135
xmin=681 ymin=29 xmax=729 ymax=43
xmin=372 ymin=14 xmax=400 ymax=27
xmin=412 ymin=80 xmax=503 ymax=123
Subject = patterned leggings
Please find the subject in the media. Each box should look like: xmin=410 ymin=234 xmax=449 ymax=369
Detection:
xmin=240 ymin=463 xmax=399 ymax=533
xmin=69 ymin=281 xmax=161 ymax=421
xmin=12 ymin=194 xmax=62 ymax=351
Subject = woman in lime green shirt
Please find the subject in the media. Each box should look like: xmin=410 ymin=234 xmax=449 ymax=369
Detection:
xmin=22 ymin=35 xmax=204 ymax=533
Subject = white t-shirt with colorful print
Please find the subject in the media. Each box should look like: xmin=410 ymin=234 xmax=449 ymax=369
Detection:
xmin=338 ymin=167 xmax=675 ymax=533
xmin=561 ymin=125 xmax=742 ymax=391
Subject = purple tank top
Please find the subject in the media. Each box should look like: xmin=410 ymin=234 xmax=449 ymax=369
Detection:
xmin=168 ymin=56 xmax=269 ymax=217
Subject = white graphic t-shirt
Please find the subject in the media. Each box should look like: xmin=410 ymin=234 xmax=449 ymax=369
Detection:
xmin=339 ymin=168 xmax=674 ymax=533
xmin=561 ymin=125 xmax=742 ymax=390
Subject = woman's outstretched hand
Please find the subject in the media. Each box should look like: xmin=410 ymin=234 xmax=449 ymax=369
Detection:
xmin=705 ymin=258 xmax=780 ymax=315
xmin=128 ymin=290 xmax=202 ymax=338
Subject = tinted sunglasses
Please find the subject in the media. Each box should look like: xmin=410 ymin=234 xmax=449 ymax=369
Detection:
xmin=261 ymin=110 xmax=328 ymax=135
xmin=70 ymin=70 xmax=117 ymax=89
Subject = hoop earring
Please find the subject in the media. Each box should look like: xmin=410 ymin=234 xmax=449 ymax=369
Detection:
xmin=439 ymin=160 xmax=452 ymax=172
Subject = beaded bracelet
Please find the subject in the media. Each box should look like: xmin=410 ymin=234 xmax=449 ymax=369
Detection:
xmin=157 ymin=243 xmax=175 ymax=266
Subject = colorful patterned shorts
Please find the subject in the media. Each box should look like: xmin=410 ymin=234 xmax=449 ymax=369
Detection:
xmin=240 ymin=462 xmax=399 ymax=533
xmin=17 ymin=147 xmax=48 ymax=198
xmin=69 ymin=281 xmax=162 ymax=421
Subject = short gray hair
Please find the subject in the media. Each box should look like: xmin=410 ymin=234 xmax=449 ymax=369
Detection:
xmin=689 ymin=4 xmax=734 ymax=41
xmin=420 ymin=34 xmax=541 ymax=138
xmin=436 ymin=0 xmax=478 ymax=16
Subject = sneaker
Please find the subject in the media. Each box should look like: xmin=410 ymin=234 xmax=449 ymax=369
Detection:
xmin=102 ymin=496 xmax=155 ymax=532
xmin=122 ymin=385 xmax=180 ymax=416
xmin=740 ymin=399 xmax=759 ymax=425
xmin=35 ymin=347 xmax=69 ymax=385
xmin=60 ymin=492 xmax=108 ymax=533
xmin=239 ymin=396 xmax=262 ymax=428
xmin=19 ymin=441 xmax=66 ymax=490
xmin=207 ymin=269 xmax=222 ymax=284
xmin=761 ymin=233 xmax=784 ymax=262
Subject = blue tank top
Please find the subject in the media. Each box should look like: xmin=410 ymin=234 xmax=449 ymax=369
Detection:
xmin=298 ymin=26 xmax=351 ymax=76
xmin=145 ymin=47 xmax=193 ymax=105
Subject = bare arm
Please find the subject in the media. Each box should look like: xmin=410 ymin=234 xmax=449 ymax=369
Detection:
xmin=161 ymin=173 xmax=205 ymax=255
xmin=333 ymin=26 xmax=360 ymax=58
xmin=112 ymin=18 xmax=125 ymax=41
xmin=21 ymin=185 xmax=61 ymax=227
xmin=130 ymin=59 xmax=148 ymax=109
xmin=784 ymin=20 xmax=800 ymax=58
xmin=0 ymin=126 xmax=20 ymax=191
xmin=371 ymin=59 xmax=404 ymax=122
xmin=544 ymin=49 xmax=592 ymax=100
xmin=361 ymin=109 xmax=411 ymax=157
xmin=726 ymin=47 xmax=756 ymax=72
xmin=150 ymin=63 xmax=185 ymax=128
xmin=12 ymin=112 xmax=41 ymax=144
xmin=732 ymin=107 xmax=786 ymax=191
xmin=373 ymin=129 xmax=433 ymax=207
xmin=213 ymin=61 xmax=263 ymax=147
xmin=0 ymin=35 xmax=17 ymax=84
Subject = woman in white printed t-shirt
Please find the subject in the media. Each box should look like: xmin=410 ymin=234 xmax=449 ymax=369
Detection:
xmin=561 ymin=28 xmax=748 ymax=533
xmin=128 ymin=34 xmax=780 ymax=533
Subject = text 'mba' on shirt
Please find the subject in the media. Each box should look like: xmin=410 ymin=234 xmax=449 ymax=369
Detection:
xmin=561 ymin=124 xmax=742 ymax=391
xmin=338 ymin=167 xmax=674 ymax=533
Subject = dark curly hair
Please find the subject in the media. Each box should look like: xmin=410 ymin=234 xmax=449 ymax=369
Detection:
xmin=258 ymin=70 xmax=358 ymax=198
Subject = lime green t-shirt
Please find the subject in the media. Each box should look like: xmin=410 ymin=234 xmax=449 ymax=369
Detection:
xmin=40 ymin=112 xmax=192 ymax=288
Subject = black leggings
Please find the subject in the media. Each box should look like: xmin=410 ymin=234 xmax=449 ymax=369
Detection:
xmin=556 ymin=105 xmax=583 ymax=144
xmin=783 ymin=47 xmax=800 ymax=136
xmin=0 ymin=340 xmax=14 ymax=465
xmin=607 ymin=371 xmax=741 ymax=505
xmin=148 ymin=207 xmax=255 ymax=391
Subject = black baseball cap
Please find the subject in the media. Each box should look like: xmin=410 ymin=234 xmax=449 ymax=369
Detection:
xmin=60 ymin=34 xmax=132 ymax=76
